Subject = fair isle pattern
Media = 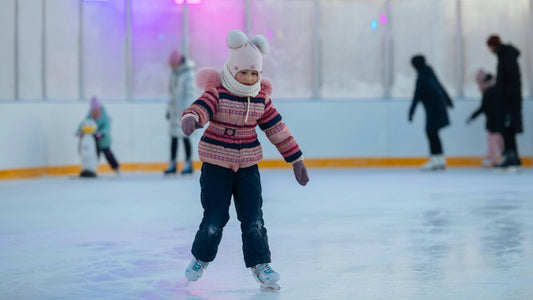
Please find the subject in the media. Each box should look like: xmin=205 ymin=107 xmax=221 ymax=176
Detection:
xmin=182 ymin=84 xmax=302 ymax=171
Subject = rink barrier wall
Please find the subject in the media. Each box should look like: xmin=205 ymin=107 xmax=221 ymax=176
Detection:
xmin=1 ymin=157 xmax=531 ymax=180
xmin=1 ymin=99 xmax=532 ymax=180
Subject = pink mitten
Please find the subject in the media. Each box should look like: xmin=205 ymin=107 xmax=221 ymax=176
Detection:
xmin=181 ymin=116 xmax=203 ymax=136
xmin=293 ymin=161 xmax=309 ymax=186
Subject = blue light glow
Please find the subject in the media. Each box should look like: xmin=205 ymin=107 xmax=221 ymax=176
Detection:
xmin=370 ymin=19 xmax=378 ymax=30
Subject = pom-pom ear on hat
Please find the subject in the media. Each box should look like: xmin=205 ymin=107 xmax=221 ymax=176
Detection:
xmin=227 ymin=30 xmax=249 ymax=49
xmin=250 ymin=35 xmax=269 ymax=54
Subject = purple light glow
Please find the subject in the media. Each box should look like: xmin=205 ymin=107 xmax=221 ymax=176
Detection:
xmin=174 ymin=0 xmax=202 ymax=4
xmin=266 ymin=29 xmax=274 ymax=39
xmin=379 ymin=13 xmax=387 ymax=24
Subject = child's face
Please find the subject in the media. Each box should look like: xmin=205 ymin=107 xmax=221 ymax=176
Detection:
xmin=90 ymin=109 xmax=101 ymax=120
xmin=170 ymin=62 xmax=180 ymax=71
xmin=235 ymin=70 xmax=259 ymax=86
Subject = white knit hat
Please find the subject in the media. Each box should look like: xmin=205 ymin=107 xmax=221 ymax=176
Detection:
xmin=225 ymin=30 xmax=269 ymax=77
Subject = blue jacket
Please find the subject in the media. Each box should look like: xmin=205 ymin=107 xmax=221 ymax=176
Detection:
xmin=78 ymin=107 xmax=112 ymax=149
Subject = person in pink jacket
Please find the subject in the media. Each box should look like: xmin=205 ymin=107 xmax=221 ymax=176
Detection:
xmin=180 ymin=30 xmax=309 ymax=290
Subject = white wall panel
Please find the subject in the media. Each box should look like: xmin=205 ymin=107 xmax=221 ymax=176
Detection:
xmin=0 ymin=0 xmax=16 ymax=100
xmin=1 ymin=100 xmax=532 ymax=171
xmin=252 ymin=0 xmax=315 ymax=99
xmin=45 ymin=0 xmax=80 ymax=100
xmin=189 ymin=0 xmax=246 ymax=76
xmin=18 ymin=0 xmax=44 ymax=100
xmin=390 ymin=0 xmax=457 ymax=98
xmin=462 ymin=0 xmax=531 ymax=98
xmin=83 ymin=0 xmax=127 ymax=100
xmin=131 ymin=0 xmax=183 ymax=100
xmin=321 ymin=0 xmax=386 ymax=99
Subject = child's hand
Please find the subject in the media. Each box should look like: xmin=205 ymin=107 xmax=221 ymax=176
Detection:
xmin=181 ymin=116 xmax=203 ymax=136
xmin=293 ymin=161 xmax=309 ymax=186
xmin=95 ymin=133 xmax=103 ymax=139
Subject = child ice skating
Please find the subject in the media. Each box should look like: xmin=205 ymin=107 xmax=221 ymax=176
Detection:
xmin=180 ymin=30 xmax=309 ymax=289
xmin=466 ymin=70 xmax=504 ymax=167
xmin=76 ymin=97 xmax=120 ymax=175
xmin=164 ymin=49 xmax=196 ymax=175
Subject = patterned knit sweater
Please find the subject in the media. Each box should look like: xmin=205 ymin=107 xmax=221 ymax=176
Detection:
xmin=181 ymin=68 xmax=303 ymax=172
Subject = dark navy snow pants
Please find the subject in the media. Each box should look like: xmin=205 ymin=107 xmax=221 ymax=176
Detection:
xmin=191 ymin=163 xmax=271 ymax=268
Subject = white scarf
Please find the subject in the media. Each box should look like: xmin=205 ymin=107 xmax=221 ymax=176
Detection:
xmin=220 ymin=62 xmax=261 ymax=97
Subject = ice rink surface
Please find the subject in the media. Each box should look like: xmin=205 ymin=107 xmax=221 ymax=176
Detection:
xmin=1 ymin=168 xmax=533 ymax=300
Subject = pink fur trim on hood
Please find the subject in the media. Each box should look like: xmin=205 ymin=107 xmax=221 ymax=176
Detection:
xmin=195 ymin=67 xmax=273 ymax=97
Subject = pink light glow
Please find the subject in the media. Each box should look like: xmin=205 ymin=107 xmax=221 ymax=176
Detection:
xmin=174 ymin=0 xmax=202 ymax=4
xmin=379 ymin=13 xmax=387 ymax=24
xmin=266 ymin=29 xmax=274 ymax=39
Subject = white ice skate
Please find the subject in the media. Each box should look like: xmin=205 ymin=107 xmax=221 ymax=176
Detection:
xmin=251 ymin=263 xmax=280 ymax=290
xmin=185 ymin=258 xmax=208 ymax=286
xmin=421 ymin=155 xmax=445 ymax=171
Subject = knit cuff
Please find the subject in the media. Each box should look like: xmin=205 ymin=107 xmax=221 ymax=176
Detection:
xmin=289 ymin=156 xmax=304 ymax=166
xmin=180 ymin=113 xmax=199 ymax=123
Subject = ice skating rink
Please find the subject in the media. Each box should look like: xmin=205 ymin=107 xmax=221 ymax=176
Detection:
xmin=1 ymin=168 xmax=532 ymax=300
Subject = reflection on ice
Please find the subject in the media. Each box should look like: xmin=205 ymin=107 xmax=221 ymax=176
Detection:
xmin=1 ymin=169 xmax=532 ymax=299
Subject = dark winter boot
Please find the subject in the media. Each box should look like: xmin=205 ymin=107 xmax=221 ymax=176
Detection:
xmin=163 ymin=160 xmax=177 ymax=175
xmin=181 ymin=160 xmax=193 ymax=175
xmin=494 ymin=150 xmax=521 ymax=171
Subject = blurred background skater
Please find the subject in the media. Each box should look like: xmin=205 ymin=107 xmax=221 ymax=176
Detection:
xmin=164 ymin=49 xmax=196 ymax=175
xmin=409 ymin=55 xmax=454 ymax=171
xmin=486 ymin=35 xmax=523 ymax=171
xmin=466 ymin=70 xmax=504 ymax=168
xmin=76 ymin=96 xmax=121 ymax=175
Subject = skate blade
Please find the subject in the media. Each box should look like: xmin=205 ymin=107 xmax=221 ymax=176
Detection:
xmin=493 ymin=167 xmax=520 ymax=174
xmin=506 ymin=166 xmax=520 ymax=173
xmin=260 ymin=283 xmax=280 ymax=290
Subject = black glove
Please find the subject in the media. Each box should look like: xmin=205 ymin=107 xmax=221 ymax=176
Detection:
xmin=166 ymin=111 xmax=170 ymax=120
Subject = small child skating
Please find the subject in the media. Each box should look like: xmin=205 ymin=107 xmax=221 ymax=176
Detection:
xmin=164 ymin=50 xmax=196 ymax=175
xmin=76 ymin=96 xmax=120 ymax=175
xmin=180 ymin=30 xmax=309 ymax=290
xmin=466 ymin=70 xmax=504 ymax=167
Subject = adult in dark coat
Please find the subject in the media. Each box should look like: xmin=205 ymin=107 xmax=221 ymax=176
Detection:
xmin=487 ymin=35 xmax=523 ymax=168
xmin=408 ymin=55 xmax=454 ymax=170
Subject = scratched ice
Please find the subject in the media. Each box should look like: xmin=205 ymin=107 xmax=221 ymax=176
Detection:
xmin=1 ymin=169 xmax=532 ymax=299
